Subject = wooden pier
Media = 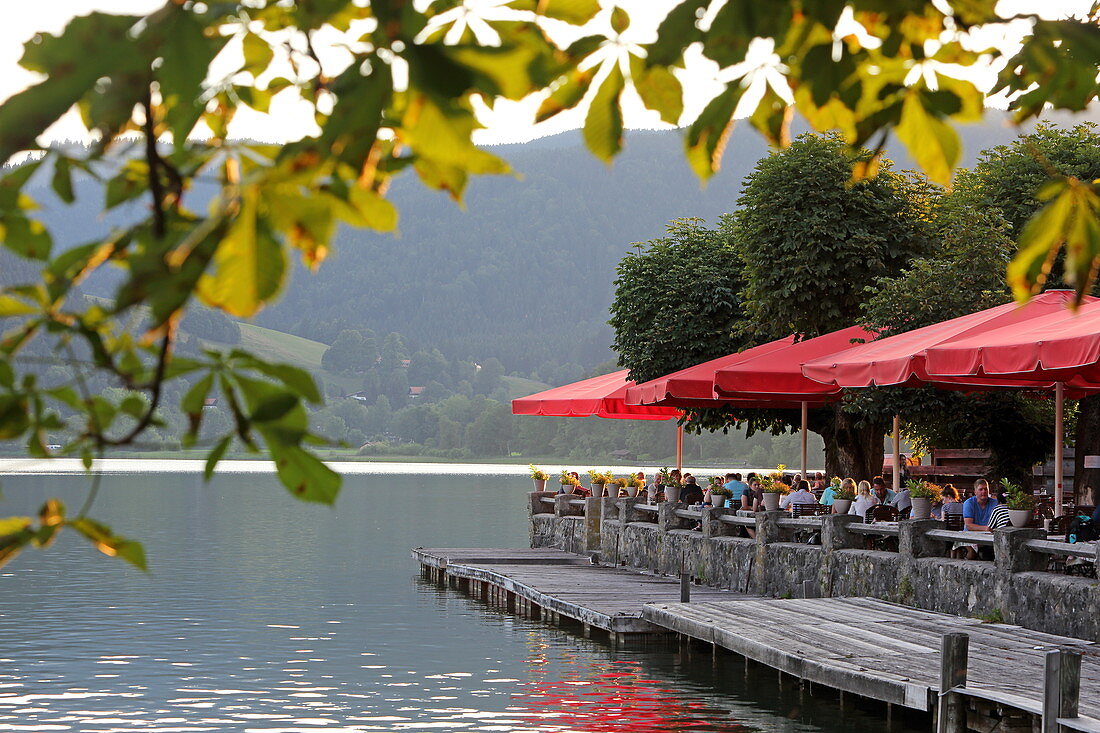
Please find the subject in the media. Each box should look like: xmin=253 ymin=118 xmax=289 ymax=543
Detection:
xmin=413 ymin=547 xmax=740 ymax=636
xmin=646 ymin=597 xmax=1100 ymax=726
xmin=415 ymin=546 xmax=1100 ymax=731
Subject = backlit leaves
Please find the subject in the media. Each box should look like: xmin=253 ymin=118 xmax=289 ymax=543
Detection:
xmin=895 ymin=90 xmax=961 ymax=186
xmin=583 ymin=64 xmax=625 ymax=163
xmin=1008 ymin=178 xmax=1100 ymax=305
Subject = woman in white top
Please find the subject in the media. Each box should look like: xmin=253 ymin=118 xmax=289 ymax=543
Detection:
xmin=849 ymin=480 xmax=878 ymax=517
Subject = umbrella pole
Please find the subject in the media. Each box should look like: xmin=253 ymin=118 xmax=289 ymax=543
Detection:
xmin=801 ymin=402 xmax=808 ymax=482
xmin=1056 ymin=382 xmax=1065 ymax=517
xmin=892 ymin=415 xmax=901 ymax=493
xmin=676 ymin=423 xmax=683 ymax=474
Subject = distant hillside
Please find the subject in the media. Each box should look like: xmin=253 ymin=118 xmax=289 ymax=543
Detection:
xmin=6 ymin=110 xmax=1099 ymax=381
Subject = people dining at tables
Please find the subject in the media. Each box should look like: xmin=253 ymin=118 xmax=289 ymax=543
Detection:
xmin=780 ymin=480 xmax=818 ymax=510
xmin=680 ymin=474 xmax=705 ymax=505
xmin=872 ymin=477 xmax=895 ymax=504
xmin=849 ymin=480 xmax=877 ymax=517
xmin=933 ymin=484 xmax=963 ymax=520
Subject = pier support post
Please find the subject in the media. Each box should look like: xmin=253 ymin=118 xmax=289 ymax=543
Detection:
xmin=680 ymin=572 xmax=690 ymax=602
xmin=1042 ymin=648 xmax=1082 ymax=733
xmin=937 ymin=633 xmax=969 ymax=733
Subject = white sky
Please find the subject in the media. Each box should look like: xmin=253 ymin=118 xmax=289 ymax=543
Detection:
xmin=0 ymin=0 xmax=1093 ymax=146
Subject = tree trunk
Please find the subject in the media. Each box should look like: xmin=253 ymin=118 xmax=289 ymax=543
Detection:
xmin=1074 ymin=394 xmax=1100 ymax=507
xmin=816 ymin=407 xmax=886 ymax=480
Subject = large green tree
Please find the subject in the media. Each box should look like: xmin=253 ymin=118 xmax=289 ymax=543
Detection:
xmin=728 ymin=133 xmax=936 ymax=478
xmin=2 ymin=1 xmax=1100 ymax=567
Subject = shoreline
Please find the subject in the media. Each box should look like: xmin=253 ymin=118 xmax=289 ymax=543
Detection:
xmin=0 ymin=457 xmax=823 ymax=477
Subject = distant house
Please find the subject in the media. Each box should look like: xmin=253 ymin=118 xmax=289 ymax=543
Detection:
xmin=203 ymin=397 xmax=218 ymax=409
xmin=610 ymin=449 xmax=635 ymax=460
xmin=408 ymin=386 xmax=424 ymax=398
xmin=346 ymin=391 xmax=371 ymax=402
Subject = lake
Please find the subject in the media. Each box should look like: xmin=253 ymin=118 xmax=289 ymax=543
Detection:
xmin=0 ymin=466 xmax=918 ymax=732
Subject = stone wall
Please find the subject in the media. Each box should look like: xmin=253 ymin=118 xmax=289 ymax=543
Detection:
xmin=529 ymin=493 xmax=1100 ymax=641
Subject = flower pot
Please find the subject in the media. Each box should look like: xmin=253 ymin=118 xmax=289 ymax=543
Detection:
xmin=558 ymin=483 xmax=569 ymax=494
xmin=664 ymin=485 xmax=681 ymax=503
xmin=591 ymin=483 xmax=606 ymax=497
xmin=762 ymin=492 xmax=780 ymax=511
xmin=833 ymin=498 xmax=852 ymax=515
xmin=1009 ymin=509 xmax=1032 ymax=528
xmin=625 ymin=485 xmax=638 ymax=498
xmin=911 ymin=497 xmax=932 ymax=519
xmin=533 ymin=478 xmax=546 ymax=492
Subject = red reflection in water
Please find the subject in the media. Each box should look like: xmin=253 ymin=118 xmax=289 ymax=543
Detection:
xmin=511 ymin=655 xmax=749 ymax=732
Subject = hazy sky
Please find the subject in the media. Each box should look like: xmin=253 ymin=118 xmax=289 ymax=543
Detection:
xmin=1 ymin=0 xmax=1092 ymax=145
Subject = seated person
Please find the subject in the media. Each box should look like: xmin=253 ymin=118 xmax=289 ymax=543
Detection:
xmin=849 ymin=480 xmax=877 ymax=517
xmin=780 ymin=480 xmax=818 ymax=511
xmin=962 ymin=478 xmax=998 ymax=560
xmin=890 ymin=485 xmax=913 ymax=517
xmin=680 ymin=475 xmax=705 ymax=505
xmin=871 ymin=476 xmax=895 ymax=505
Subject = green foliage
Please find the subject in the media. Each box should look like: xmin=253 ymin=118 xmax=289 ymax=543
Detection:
xmin=1002 ymin=477 xmax=1036 ymax=511
xmin=730 ymin=133 xmax=937 ymax=341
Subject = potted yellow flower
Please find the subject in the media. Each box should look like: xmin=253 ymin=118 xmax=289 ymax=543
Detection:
xmin=908 ymin=479 xmax=942 ymax=519
xmin=529 ymin=464 xmax=549 ymax=492
xmin=759 ymin=475 xmax=789 ymax=511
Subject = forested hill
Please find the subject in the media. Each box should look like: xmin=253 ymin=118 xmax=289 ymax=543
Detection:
xmin=6 ymin=113 xmax=1095 ymax=381
xmin=255 ymin=129 xmax=764 ymax=374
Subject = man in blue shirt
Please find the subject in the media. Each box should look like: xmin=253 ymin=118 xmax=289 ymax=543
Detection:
xmin=962 ymin=478 xmax=997 ymax=560
xmin=723 ymin=472 xmax=750 ymax=508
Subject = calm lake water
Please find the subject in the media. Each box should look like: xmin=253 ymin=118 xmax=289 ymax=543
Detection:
xmin=0 ymin=467 xmax=920 ymax=732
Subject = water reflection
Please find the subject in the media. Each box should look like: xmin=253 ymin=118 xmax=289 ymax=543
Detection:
xmin=0 ymin=472 xmax=914 ymax=732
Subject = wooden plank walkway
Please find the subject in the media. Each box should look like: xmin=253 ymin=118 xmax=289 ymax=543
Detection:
xmin=644 ymin=596 xmax=1100 ymax=722
xmin=413 ymin=547 xmax=741 ymax=634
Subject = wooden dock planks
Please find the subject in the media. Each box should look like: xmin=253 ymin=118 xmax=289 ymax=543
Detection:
xmin=413 ymin=547 xmax=741 ymax=633
xmin=414 ymin=547 xmax=1100 ymax=727
xmin=643 ymin=597 xmax=1100 ymax=718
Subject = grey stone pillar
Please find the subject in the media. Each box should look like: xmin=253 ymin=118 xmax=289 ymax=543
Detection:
xmin=618 ymin=496 xmax=642 ymax=523
xmin=702 ymin=507 xmax=735 ymax=539
xmin=993 ymin=527 xmax=1047 ymax=624
xmin=529 ymin=491 xmax=554 ymax=517
xmin=994 ymin=527 xmax=1047 ymax=574
xmin=554 ymin=494 xmax=578 ymax=518
xmin=899 ymin=519 xmax=945 ymax=559
xmin=582 ymin=497 xmax=603 ymax=554
xmin=659 ymin=502 xmax=698 ymax=532
xmin=821 ymin=514 xmax=862 ymax=552
xmin=755 ymin=510 xmax=784 ymax=545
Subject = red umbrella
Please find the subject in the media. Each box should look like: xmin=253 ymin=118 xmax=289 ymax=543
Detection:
xmin=923 ymin=298 xmax=1100 ymax=381
xmin=712 ymin=326 xmax=874 ymax=398
xmin=624 ymin=336 xmax=797 ymax=406
xmin=920 ymin=298 xmax=1100 ymax=513
xmin=707 ymin=326 xmax=878 ymax=482
xmin=800 ymin=290 xmax=1085 ymax=389
xmin=801 ymin=290 xmax=1100 ymax=513
xmin=512 ymin=370 xmax=678 ymax=421
xmin=511 ymin=370 xmax=685 ymax=471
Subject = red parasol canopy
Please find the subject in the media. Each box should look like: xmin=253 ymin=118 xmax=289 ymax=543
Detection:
xmin=800 ymin=290 xmax=1091 ymax=389
xmin=713 ymin=326 xmax=875 ymax=400
xmin=624 ymin=336 xmax=796 ymax=406
xmin=923 ymin=297 xmax=1100 ymax=385
xmin=511 ymin=370 xmax=678 ymax=421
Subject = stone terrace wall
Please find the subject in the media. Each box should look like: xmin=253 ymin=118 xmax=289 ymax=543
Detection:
xmin=529 ymin=493 xmax=1100 ymax=642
